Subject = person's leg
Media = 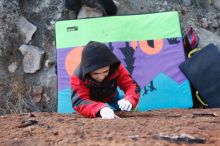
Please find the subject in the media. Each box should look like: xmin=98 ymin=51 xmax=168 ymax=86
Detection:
xmin=106 ymin=91 xmax=123 ymax=111
xmin=97 ymin=0 xmax=117 ymax=16
xmin=65 ymin=0 xmax=82 ymax=12
xmin=107 ymin=90 xmax=137 ymax=111
xmin=64 ymin=0 xmax=81 ymax=19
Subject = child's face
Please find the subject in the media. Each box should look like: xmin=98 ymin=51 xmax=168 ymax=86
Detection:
xmin=90 ymin=66 xmax=110 ymax=82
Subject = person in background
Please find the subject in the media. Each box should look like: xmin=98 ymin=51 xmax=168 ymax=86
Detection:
xmin=64 ymin=0 xmax=117 ymax=19
xmin=70 ymin=41 xmax=140 ymax=119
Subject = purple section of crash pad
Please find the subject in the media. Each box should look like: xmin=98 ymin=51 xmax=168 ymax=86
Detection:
xmin=111 ymin=42 xmax=127 ymax=66
xmin=132 ymin=38 xmax=186 ymax=88
xmin=57 ymin=48 xmax=73 ymax=91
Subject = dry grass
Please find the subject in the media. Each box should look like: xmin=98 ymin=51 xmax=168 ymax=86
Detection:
xmin=0 ymin=75 xmax=27 ymax=115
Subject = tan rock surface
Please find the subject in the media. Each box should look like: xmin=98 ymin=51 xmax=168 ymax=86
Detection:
xmin=1 ymin=108 xmax=220 ymax=146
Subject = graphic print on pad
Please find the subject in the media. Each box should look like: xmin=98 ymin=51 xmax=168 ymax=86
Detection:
xmin=57 ymin=38 xmax=192 ymax=113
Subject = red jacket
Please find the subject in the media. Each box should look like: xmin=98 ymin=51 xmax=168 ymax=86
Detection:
xmin=70 ymin=64 xmax=140 ymax=118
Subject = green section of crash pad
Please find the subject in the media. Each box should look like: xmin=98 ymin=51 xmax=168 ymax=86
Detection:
xmin=56 ymin=11 xmax=181 ymax=48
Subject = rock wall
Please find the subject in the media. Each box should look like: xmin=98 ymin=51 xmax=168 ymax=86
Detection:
xmin=0 ymin=0 xmax=63 ymax=114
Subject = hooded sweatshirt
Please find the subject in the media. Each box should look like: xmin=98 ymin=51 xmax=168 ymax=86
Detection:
xmin=70 ymin=41 xmax=140 ymax=118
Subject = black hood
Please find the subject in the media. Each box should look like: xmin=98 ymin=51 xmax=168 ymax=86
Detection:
xmin=81 ymin=41 xmax=120 ymax=78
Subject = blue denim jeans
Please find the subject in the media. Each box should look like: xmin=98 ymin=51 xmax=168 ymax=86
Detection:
xmin=106 ymin=91 xmax=123 ymax=111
